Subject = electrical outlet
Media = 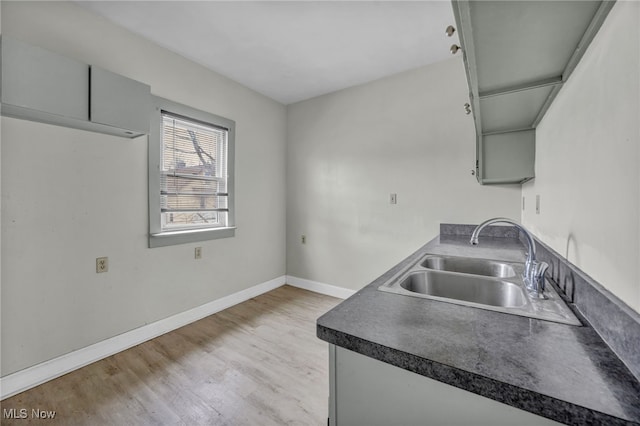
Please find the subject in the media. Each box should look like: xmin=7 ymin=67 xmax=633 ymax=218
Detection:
xmin=301 ymin=235 xmax=306 ymax=244
xmin=96 ymin=257 xmax=108 ymax=273
xmin=195 ymin=247 xmax=202 ymax=259
xmin=390 ymin=193 xmax=397 ymax=204
xmin=522 ymin=196 xmax=525 ymax=211
xmin=536 ymin=195 xmax=541 ymax=214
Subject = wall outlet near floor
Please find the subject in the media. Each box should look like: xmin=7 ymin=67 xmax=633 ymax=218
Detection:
xmin=96 ymin=257 xmax=108 ymax=273
xmin=194 ymin=247 xmax=202 ymax=259
xmin=390 ymin=193 xmax=397 ymax=204
xmin=301 ymin=235 xmax=306 ymax=244
xmin=522 ymin=196 xmax=525 ymax=211
xmin=536 ymin=195 xmax=541 ymax=214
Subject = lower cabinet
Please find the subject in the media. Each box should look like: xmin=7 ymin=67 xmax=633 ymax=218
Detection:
xmin=328 ymin=344 xmax=562 ymax=426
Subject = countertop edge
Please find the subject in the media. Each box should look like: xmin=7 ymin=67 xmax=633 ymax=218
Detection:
xmin=317 ymin=324 xmax=634 ymax=426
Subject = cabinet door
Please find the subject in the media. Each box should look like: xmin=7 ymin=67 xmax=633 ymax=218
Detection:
xmin=330 ymin=345 xmax=562 ymax=426
xmin=1 ymin=36 xmax=88 ymax=121
xmin=481 ymin=130 xmax=535 ymax=184
xmin=90 ymin=66 xmax=151 ymax=136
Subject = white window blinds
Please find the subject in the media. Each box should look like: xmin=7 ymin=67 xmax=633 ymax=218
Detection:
xmin=160 ymin=112 xmax=229 ymax=231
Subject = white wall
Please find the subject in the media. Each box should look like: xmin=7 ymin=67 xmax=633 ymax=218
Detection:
xmin=522 ymin=1 xmax=640 ymax=313
xmin=9 ymin=0 xmax=630 ymax=381
xmin=0 ymin=1 xmax=3 ymax=377
xmin=286 ymin=59 xmax=521 ymax=290
xmin=1 ymin=1 xmax=287 ymax=376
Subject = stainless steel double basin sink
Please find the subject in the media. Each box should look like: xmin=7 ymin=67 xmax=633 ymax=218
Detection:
xmin=379 ymin=254 xmax=581 ymax=326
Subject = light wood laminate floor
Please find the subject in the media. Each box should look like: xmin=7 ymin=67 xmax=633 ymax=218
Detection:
xmin=1 ymin=285 xmax=341 ymax=425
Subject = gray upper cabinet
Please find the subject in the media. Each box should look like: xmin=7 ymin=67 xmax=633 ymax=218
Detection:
xmin=1 ymin=36 xmax=89 ymax=123
xmin=90 ymin=66 xmax=150 ymax=137
xmin=451 ymin=1 xmax=615 ymax=184
xmin=1 ymin=36 xmax=150 ymax=138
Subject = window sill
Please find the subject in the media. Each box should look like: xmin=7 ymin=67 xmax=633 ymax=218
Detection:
xmin=149 ymin=227 xmax=236 ymax=248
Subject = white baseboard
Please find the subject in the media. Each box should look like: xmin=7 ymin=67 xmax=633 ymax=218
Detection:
xmin=0 ymin=275 xmax=286 ymax=400
xmin=286 ymin=275 xmax=357 ymax=299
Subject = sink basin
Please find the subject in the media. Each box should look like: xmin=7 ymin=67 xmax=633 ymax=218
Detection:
xmin=400 ymin=271 xmax=526 ymax=308
xmin=378 ymin=253 xmax=582 ymax=326
xmin=420 ymin=255 xmax=516 ymax=278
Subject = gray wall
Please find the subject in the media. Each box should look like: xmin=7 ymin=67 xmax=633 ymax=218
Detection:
xmin=286 ymin=59 xmax=521 ymax=290
xmin=1 ymin=1 xmax=287 ymax=375
xmin=522 ymin=1 xmax=640 ymax=313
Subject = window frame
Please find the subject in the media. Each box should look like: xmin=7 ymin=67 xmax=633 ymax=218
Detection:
xmin=148 ymin=96 xmax=235 ymax=248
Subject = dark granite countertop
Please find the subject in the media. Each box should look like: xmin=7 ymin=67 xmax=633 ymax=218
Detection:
xmin=317 ymin=234 xmax=640 ymax=425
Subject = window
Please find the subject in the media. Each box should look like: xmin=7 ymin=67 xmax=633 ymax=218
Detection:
xmin=149 ymin=97 xmax=235 ymax=247
xmin=160 ymin=113 xmax=228 ymax=230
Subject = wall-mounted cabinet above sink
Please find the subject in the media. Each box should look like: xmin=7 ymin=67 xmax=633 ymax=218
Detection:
xmin=451 ymin=1 xmax=615 ymax=184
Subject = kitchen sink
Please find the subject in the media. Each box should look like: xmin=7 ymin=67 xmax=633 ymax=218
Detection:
xmin=400 ymin=271 xmax=526 ymax=308
xmin=379 ymin=254 xmax=581 ymax=326
xmin=420 ymin=255 xmax=516 ymax=278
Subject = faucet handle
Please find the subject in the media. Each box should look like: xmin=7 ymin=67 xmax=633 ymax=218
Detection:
xmin=535 ymin=261 xmax=549 ymax=279
xmin=532 ymin=261 xmax=549 ymax=298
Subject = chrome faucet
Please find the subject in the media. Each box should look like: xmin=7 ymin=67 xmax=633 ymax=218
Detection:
xmin=470 ymin=218 xmax=548 ymax=299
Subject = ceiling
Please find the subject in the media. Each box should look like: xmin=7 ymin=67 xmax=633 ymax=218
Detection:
xmin=78 ymin=1 xmax=459 ymax=105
